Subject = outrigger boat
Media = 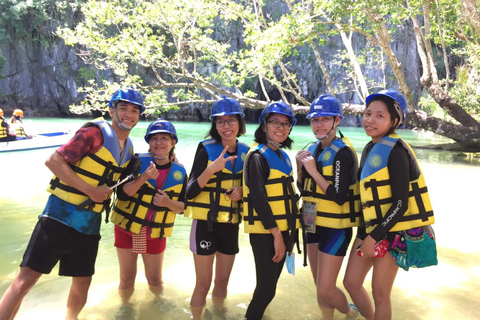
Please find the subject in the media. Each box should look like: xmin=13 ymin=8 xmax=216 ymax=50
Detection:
xmin=0 ymin=131 xmax=72 ymax=153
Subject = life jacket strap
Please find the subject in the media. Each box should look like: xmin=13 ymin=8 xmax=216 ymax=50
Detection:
xmin=410 ymin=181 xmax=429 ymax=222
xmin=363 ymin=179 xmax=387 ymax=223
xmin=284 ymin=176 xmax=299 ymax=252
xmin=127 ymin=185 xmax=179 ymax=212
xmin=207 ymin=192 xmax=218 ymax=232
xmin=347 ymin=189 xmax=360 ymax=222
xmin=113 ymin=204 xmax=174 ymax=235
xmin=299 ymin=206 xmax=308 ymax=267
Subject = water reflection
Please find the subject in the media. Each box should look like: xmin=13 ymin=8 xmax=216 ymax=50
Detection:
xmin=1 ymin=119 xmax=479 ymax=319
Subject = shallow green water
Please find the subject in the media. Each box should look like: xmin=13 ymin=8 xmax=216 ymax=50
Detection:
xmin=1 ymin=118 xmax=479 ymax=320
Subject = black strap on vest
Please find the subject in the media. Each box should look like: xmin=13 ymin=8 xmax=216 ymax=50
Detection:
xmin=114 ymin=190 xmax=176 ymax=238
xmin=206 ymin=171 xmax=223 ymax=232
xmin=113 ymin=205 xmax=174 ymax=235
xmin=244 ymin=175 xmax=302 ymax=264
xmin=362 ymin=179 xmax=388 ymax=223
xmin=283 ymin=176 xmax=298 ymax=253
xmin=298 ymin=206 xmax=308 ymax=267
xmin=300 ymin=143 xmax=360 ymax=224
xmin=410 ymin=182 xmax=430 ymax=222
xmin=244 ymin=175 xmax=300 ymax=254
xmin=347 ymin=189 xmax=360 ymax=222
xmin=243 ymin=175 xmax=296 ymax=225
xmin=49 ymin=154 xmax=126 ymax=214
xmin=363 ymin=179 xmax=433 ymax=228
xmin=300 ymin=188 xmax=361 ymax=222
xmin=189 ymin=171 xmax=241 ymax=231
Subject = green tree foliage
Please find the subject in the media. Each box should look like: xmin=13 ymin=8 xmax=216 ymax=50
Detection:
xmin=58 ymin=0 xmax=255 ymax=114
xmin=55 ymin=0 xmax=480 ymax=143
xmin=0 ymin=0 xmax=84 ymax=43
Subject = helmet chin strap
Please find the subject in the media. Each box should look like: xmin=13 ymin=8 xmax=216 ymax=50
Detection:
xmin=264 ymin=120 xmax=282 ymax=148
xmin=315 ymin=133 xmax=329 ymax=140
xmin=153 ymin=155 xmax=168 ymax=161
xmin=114 ymin=108 xmax=133 ymax=131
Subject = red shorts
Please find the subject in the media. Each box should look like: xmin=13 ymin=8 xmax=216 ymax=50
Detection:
xmin=114 ymin=225 xmax=166 ymax=254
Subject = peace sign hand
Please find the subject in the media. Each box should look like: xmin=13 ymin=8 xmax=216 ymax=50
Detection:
xmin=208 ymin=146 xmax=237 ymax=173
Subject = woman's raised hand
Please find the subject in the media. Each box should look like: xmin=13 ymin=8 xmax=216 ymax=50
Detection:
xmin=209 ymin=146 xmax=237 ymax=173
xmin=295 ymin=150 xmax=311 ymax=169
xmin=143 ymin=161 xmax=159 ymax=180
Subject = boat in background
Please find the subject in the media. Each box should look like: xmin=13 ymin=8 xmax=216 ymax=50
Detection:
xmin=0 ymin=131 xmax=72 ymax=153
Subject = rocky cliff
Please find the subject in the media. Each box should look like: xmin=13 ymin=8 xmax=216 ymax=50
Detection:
xmin=0 ymin=4 xmax=421 ymax=124
xmin=0 ymin=35 xmax=85 ymax=117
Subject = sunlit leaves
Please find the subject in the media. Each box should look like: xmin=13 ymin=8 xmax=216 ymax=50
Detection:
xmin=54 ymin=0 xmax=480 ymax=122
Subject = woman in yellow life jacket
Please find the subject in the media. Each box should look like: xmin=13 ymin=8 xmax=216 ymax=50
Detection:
xmin=10 ymin=109 xmax=31 ymax=139
xmin=111 ymin=119 xmax=187 ymax=309
xmin=296 ymin=95 xmax=360 ymax=320
xmin=0 ymin=108 xmax=16 ymax=142
xmin=243 ymin=101 xmax=300 ymax=320
xmin=185 ymin=96 xmax=248 ymax=319
xmin=343 ymin=89 xmax=434 ymax=320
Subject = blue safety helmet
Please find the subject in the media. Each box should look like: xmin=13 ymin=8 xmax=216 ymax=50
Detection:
xmin=209 ymin=96 xmax=245 ymax=120
xmin=108 ymin=87 xmax=145 ymax=114
xmin=145 ymin=118 xmax=178 ymax=143
xmin=366 ymin=89 xmax=408 ymax=125
xmin=259 ymin=100 xmax=297 ymax=126
xmin=307 ymin=94 xmax=344 ymax=119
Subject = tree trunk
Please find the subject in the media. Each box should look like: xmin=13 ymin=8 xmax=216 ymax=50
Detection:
xmin=364 ymin=7 xmax=416 ymax=113
xmin=336 ymin=22 xmax=369 ymax=102
xmin=309 ymin=41 xmax=335 ymax=95
xmin=343 ymin=103 xmax=480 ymax=145
xmin=410 ymin=3 xmax=480 ymax=130
xmin=420 ymin=79 xmax=480 ymax=130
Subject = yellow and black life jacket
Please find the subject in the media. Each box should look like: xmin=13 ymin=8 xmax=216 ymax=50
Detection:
xmin=360 ymin=134 xmax=435 ymax=233
xmin=301 ymin=137 xmax=361 ymax=229
xmin=242 ymin=142 xmax=300 ymax=234
xmin=185 ymin=139 xmax=249 ymax=229
xmin=0 ymin=121 xmax=7 ymax=139
xmin=111 ymin=153 xmax=186 ymax=239
xmin=11 ymin=123 xmax=27 ymax=138
xmin=47 ymin=118 xmax=134 ymax=214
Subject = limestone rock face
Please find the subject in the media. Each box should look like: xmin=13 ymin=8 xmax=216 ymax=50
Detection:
xmin=0 ymin=3 xmax=421 ymax=124
xmin=0 ymin=36 xmax=86 ymax=117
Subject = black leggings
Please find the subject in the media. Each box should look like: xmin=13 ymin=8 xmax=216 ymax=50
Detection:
xmin=245 ymin=231 xmax=289 ymax=320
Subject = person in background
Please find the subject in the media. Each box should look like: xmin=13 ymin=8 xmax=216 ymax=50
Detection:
xmin=296 ymin=94 xmax=360 ymax=320
xmin=0 ymin=88 xmax=144 ymax=320
xmin=110 ymin=119 xmax=187 ymax=315
xmin=343 ymin=89 xmax=435 ymax=320
xmin=0 ymin=108 xmax=16 ymax=142
xmin=242 ymin=100 xmax=300 ymax=320
xmin=185 ymin=96 xmax=248 ymax=319
xmin=10 ymin=109 xmax=31 ymax=139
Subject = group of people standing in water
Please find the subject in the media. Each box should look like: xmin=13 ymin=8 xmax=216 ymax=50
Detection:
xmin=0 ymin=87 xmax=435 ymax=320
